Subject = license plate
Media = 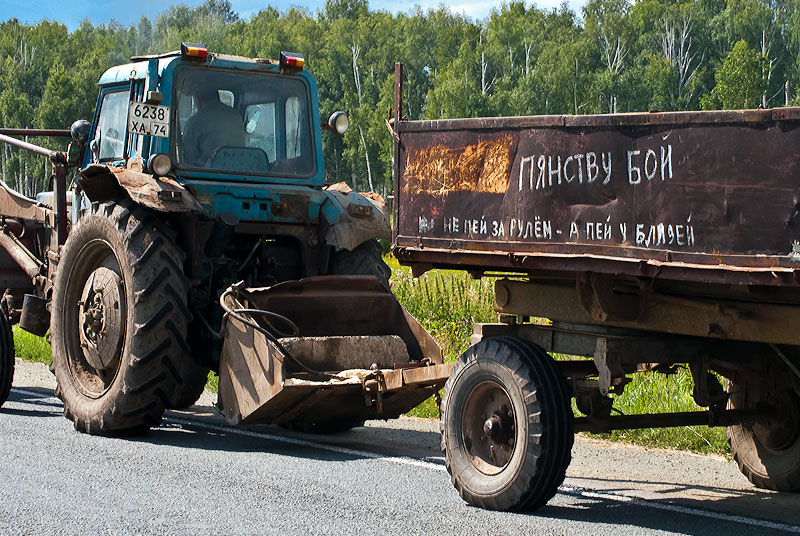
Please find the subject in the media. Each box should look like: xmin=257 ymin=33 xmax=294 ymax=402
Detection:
xmin=127 ymin=102 xmax=170 ymax=138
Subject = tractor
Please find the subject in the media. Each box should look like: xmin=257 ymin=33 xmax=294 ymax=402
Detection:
xmin=0 ymin=44 xmax=450 ymax=434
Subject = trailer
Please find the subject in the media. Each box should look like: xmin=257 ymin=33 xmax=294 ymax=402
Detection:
xmin=390 ymin=63 xmax=800 ymax=511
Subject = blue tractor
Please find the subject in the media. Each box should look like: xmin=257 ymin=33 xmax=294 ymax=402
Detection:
xmin=0 ymin=44 xmax=450 ymax=434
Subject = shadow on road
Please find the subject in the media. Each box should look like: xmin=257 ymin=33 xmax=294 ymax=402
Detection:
xmin=3 ymin=388 xmax=63 ymax=419
xmin=534 ymin=498 xmax=796 ymax=536
xmin=565 ymin=474 xmax=800 ymax=528
xmin=7 ymin=386 xmax=799 ymax=532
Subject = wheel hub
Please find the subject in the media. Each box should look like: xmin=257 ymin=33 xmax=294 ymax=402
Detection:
xmin=78 ymin=267 xmax=125 ymax=372
xmin=753 ymin=389 xmax=800 ymax=452
xmin=463 ymin=381 xmax=517 ymax=476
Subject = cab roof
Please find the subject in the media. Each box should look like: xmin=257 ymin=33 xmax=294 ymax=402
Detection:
xmin=97 ymin=53 xmax=284 ymax=86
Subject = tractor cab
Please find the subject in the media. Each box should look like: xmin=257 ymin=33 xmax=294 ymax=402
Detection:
xmin=86 ymin=46 xmax=326 ymax=189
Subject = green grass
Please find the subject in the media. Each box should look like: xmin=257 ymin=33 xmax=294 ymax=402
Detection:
xmin=205 ymin=371 xmax=219 ymax=393
xmin=388 ymin=256 xmax=497 ymax=361
xmin=13 ymin=326 xmax=51 ymax=365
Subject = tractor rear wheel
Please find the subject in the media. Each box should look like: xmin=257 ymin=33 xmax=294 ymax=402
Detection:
xmin=50 ymin=201 xmax=192 ymax=435
xmin=0 ymin=307 xmax=14 ymax=408
xmin=168 ymin=361 xmax=209 ymax=409
xmin=441 ymin=337 xmax=573 ymax=511
xmin=330 ymin=239 xmax=390 ymax=290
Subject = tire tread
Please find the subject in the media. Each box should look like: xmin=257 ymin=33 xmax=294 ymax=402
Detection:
xmin=441 ymin=336 xmax=573 ymax=511
xmin=51 ymin=200 xmax=195 ymax=434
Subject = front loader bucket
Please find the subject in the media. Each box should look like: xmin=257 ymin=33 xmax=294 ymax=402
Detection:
xmin=217 ymin=276 xmax=452 ymax=426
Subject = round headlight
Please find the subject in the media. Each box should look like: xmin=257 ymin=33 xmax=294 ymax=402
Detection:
xmin=148 ymin=153 xmax=172 ymax=177
xmin=328 ymin=111 xmax=349 ymax=135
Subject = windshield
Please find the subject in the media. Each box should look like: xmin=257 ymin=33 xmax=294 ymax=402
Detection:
xmin=173 ymin=67 xmax=314 ymax=177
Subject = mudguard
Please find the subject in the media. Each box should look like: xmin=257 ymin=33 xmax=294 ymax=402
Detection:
xmin=77 ymin=162 xmax=203 ymax=214
xmin=320 ymin=182 xmax=390 ymax=251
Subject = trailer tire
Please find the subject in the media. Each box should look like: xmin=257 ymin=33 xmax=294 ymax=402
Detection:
xmin=0 ymin=307 xmax=14 ymax=408
xmin=441 ymin=336 xmax=573 ymax=511
xmin=727 ymin=381 xmax=800 ymax=491
xmin=330 ymin=240 xmax=390 ymax=289
xmin=51 ymin=201 xmax=192 ymax=435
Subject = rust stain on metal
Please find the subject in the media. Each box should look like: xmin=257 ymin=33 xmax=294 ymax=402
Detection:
xmin=78 ymin=163 xmax=203 ymax=214
xmin=403 ymin=134 xmax=513 ymax=195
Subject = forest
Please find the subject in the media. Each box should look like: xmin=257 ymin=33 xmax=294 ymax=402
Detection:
xmin=0 ymin=0 xmax=795 ymax=197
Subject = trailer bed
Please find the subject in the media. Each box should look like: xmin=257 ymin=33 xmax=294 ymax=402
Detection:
xmin=392 ymin=104 xmax=800 ymax=288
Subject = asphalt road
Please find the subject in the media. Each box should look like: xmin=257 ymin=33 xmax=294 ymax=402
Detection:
xmin=2 ymin=364 xmax=799 ymax=536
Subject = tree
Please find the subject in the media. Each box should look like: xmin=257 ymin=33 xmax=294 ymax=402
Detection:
xmin=702 ymin=40 xmax=769 ymax=109
xmin=584 ymin=0 xmax=633 ymax=112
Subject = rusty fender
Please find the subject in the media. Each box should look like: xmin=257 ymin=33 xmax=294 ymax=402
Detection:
xmin=78 ymin=162 xmax=203 ymax=214
xmin=321 ymin=181 xmax=390 ymax=251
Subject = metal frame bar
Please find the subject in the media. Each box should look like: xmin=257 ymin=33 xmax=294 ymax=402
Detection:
xmin=573 ymin=408 xmax=772 ymax=433
xmin=0 ymin=129 xmax=70 ymax=138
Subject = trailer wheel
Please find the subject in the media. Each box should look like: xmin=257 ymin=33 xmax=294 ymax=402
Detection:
xmin=330 ymin=240 xmax=390 ymax=289
xmin=0 ymin=307 xmax=14 ymax=408
xmin=441 ymin=337 xmax=573 ymax=511
xmin=50 ymin=201 xmax=192 ymax=435
xmin=727 ymin=381 xmax=800 ymax=491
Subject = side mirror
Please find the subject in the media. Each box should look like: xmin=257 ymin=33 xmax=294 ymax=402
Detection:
xmin=70 ymin=119 xmax=91 ymax=145
xmin=89 ymin=138 xmax=100 ymax=163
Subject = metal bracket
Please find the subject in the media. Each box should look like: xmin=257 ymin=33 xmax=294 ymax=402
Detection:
xmin=577 ymin=273 xmax=641 ymax=323
xmin=769 ymin=344 xmax=800 ymax=382
xmin=689 ymin=356 xmax=726 ymax=410
xmin=593 ymin=337 xmax=625 ymax=396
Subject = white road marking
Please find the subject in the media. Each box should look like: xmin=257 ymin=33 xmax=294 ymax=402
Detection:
xmin=11 ymin=387 xmax=800 ymax=532
xmin=166 ymin=415 xmax=446 ymax=472
xmin=559 ymin=485 xmax=800 ymax=533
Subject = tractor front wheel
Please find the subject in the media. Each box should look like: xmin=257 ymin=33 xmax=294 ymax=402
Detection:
xmin=330 ymin=240 xmax=390 ymax=290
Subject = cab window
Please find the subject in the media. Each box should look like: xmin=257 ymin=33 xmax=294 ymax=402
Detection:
xmin=93 ymin=90 xmax=128 ymax=162
xmin=173 ymin=67 xmax=315 ymax=177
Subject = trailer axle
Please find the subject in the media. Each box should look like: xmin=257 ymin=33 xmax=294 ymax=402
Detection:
xmin=573 ymin=408 xmax=774 ymax=433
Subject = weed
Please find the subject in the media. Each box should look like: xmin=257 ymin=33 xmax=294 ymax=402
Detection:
xmin=13 ymin=326 xmax=51 ymax=365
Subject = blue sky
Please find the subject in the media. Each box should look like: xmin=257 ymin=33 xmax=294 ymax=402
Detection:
xmin=0 ymin=0 xmax=587 ymax=29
